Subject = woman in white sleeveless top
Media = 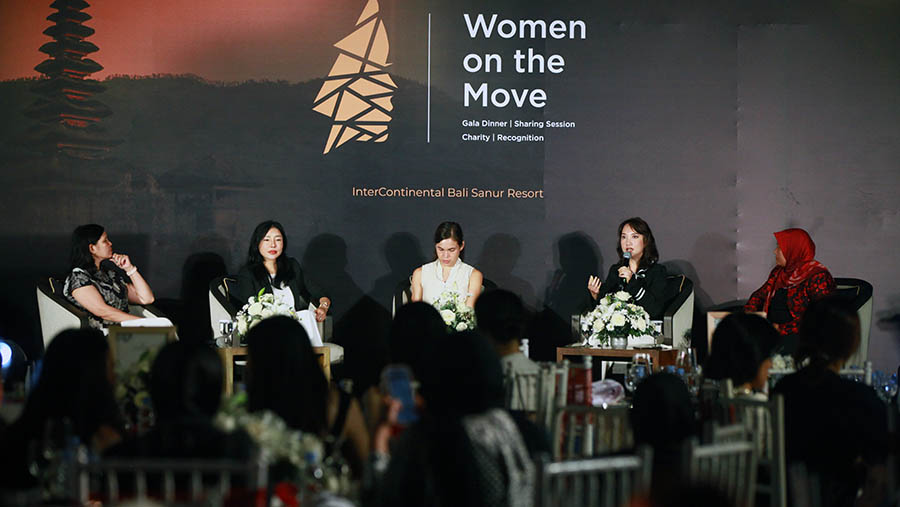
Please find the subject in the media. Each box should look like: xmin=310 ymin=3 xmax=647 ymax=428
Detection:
xmin=411 ymin=222 xmax=484 ymax=307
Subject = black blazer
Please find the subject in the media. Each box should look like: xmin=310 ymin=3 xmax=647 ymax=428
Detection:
xmin=595 ymin=262 xmax=668 ymax=319
xmin=233 ymin=257 xmax=327 ymax=311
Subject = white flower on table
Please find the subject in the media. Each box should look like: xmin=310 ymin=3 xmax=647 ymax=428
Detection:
xmin=611 ymin=313 xmax=627 ymax=327
xmin=248 ymin=302 xmax=263 ymax=316
xmin=440 ymin=309 xmax=455 ymax=326
xmin=455 ymin=322 xmax=468 ymax=332
xmin=614 ymin=291 xmax=631 ymax=301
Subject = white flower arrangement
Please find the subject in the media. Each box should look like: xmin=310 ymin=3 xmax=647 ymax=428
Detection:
xmin=432 ymin=290 xmax=476 ymax=332
xmin=770 ymin=354 xmax=795 ymax=372
xmin=234 ymin=288 xmax=302 ymax=343
xmin=580 ymin=291 xmax=651 ymax=348
xmin=215 ymin=405 xmax=323 ymax=471
xmin=216 ymin=394 xmax=352 ymax=495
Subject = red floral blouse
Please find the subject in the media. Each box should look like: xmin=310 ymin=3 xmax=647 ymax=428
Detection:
xmin=744 ymin=269 xmax=835 ymax=336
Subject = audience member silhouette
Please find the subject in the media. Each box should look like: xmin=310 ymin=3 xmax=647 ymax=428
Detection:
xmin=704 ymin=313 xmax=780 ymax=397
xmin=369 ymin=330 xmax=536 ymax=507
xmin=105 ymin=341 xmax=255 ymax=461
xmin=630 ymin=373 xmax=697 ymax=504
xmin=388 ymin=302 xmax=446 ymax=381
xmin=475 ymin=289 xmax=540 ymax=411
xmin=0 ymin=328 xmax=122 ymax=491
xmin=774 ymin=296 xmax=887 ymax=507
xmin=245 ymin=316 xmax=369 ymax=476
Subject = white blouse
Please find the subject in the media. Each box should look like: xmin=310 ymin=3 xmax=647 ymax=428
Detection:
xmin=420 ymin=259 xmax=475 ymax=305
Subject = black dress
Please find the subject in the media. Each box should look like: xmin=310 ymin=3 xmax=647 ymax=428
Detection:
xmin=595 ymin=262 xmax=668 ymax=319
xmin=233 ymin=257 xmax=328 ymax=311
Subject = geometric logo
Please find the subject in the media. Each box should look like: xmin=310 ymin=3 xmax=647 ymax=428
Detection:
xmin=312 ymin=0 xmax=396 ymax=154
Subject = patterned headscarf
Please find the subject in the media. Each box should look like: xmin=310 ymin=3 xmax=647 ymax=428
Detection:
xmin=764 ymin=228 xmax=828 ymax=311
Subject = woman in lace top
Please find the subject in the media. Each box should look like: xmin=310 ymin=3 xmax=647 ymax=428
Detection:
xmin=63 ymin=224 xmax=155 ymax=328
xmin=410 ymin=222 xmax=483 ymax=308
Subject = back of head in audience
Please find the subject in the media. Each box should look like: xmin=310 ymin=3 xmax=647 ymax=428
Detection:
xmin=22 ymin=328 xmax=120 ymax=444
xmin=795 ymin=296 xmax=860 ymax=369
xmin=246 ymin=316 xmax=328 ymax=434
xmin=389 ymin=302 xmax=445 ymax=380
xmin=151 ymin=341 xmax=223 ymax=421
xmin=630 ymin=372 xmax=695 ymax=450
xmin=474 ymin=289 xmax=526 ymax=350
xmin=704 ymin=313 xmax=779 ymax=390
xmin=421 ymin=330 xmax=504 ymax=418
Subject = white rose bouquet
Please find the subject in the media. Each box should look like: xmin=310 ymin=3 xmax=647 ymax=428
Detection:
xmin=432 ymin=290 xmax=476 ymax=332
xmin=216 ymin=393 xmax=352 ymax=495
xmin=233 ymin=288 xmax=301 ymax=344
xmin=580 ymin=291 xmax=651 ymax=348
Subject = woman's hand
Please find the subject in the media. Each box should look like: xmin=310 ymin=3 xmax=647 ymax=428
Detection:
xmin=315 ymin=298 xmax=331 ymax=322
xmin=617 ymin=266 xmax=634 ymax=283
xmin=111 ymin=253 xmax=134 ymax=271
xmin=587 ymin=275 xmax=602 ymax=300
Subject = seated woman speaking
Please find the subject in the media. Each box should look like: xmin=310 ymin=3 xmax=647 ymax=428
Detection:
xmin=587 ymin=217 xmax=667 ymax=319
xmin=744 ymin=228 xmax=834 ymax=351
xmin=63 ymin=224 xmax=155 ymax=328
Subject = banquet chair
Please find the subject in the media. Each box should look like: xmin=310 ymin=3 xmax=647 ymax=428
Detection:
xmin=551 ymin=404 xmax=634 ymax=460
xmin=715 ymin=393 xmax=786 ymax=507
xmin=75 ymin=452 xmax=268 ymax=506
xmin=832 ymin=278 xmax=873 ymax=367
xmin=685 ymin=437 xmax=758 ymax=507
xmin=36 ymin=277 xmax=166 ymax=353
xmin=534 ymin=446 xmax=652 ymax=507
xmin=503 ymin=360 xmax=566 ymax=419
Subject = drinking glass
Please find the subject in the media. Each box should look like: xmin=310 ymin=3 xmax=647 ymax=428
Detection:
xmin=626 ymin=353 xmax=652 ymax=393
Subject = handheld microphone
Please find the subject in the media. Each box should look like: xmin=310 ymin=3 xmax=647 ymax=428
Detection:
xmin=618 ymin=252 xmax=632 ymax=289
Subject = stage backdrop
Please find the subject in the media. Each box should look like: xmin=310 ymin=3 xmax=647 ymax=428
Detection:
xmin=1 ymin=0 xmax=898 ymax=371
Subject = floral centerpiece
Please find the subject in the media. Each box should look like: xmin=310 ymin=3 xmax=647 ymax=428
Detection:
xmin=579 ymin=291 xmax=651 ymax=348
xmin=233 ymin=288 xmax=301 ymax=344
xmin=114 ymin=347 xmax=159 ymax=435
xmin=216 ymin=393 xmax=352 ymax=499
xmin=432 ymin=290 xmax=476 ymax=332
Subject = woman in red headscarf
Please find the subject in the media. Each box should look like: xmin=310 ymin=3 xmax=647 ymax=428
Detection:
xmin=744 ymin=228 xmax=835 ymax=350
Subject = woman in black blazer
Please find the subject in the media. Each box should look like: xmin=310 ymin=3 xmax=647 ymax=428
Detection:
xmin=234 ymin=220 xmax=331 ymax=322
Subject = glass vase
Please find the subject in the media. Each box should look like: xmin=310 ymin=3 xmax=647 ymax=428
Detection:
xmin=611 ymin=336 xmax=627 ymax=349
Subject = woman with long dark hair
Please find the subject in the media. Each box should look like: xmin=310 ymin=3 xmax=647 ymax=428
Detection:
xmin=245 ymin=317 xmax=369 ymax=475
xmin=587 ymin=217 xmax=667 ymax=318
xmin=745 ymin=228 xmax=835 ymax=351
xmin=63 ymin=224 xmax=155 ymax=327
xmin=773 ymin=297 xmax=887 ymax=507
xmin=234 ymin=220 xmax=330 ymax=322
xmin=0 ymin=328 xmax=122 ymax=490
xmin=410 ymin=221 xmax=483 ymax=308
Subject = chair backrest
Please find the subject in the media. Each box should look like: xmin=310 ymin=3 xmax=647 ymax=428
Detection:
xmin=35 ymin=277 xmax=91 ymax=352
xmin=833 ymin=278 xmax=873 ymax=367
xmin=715 ymin=394 xmax=786 ymax=507
xmin=391 ymin=276 xmax=412 ymax=317
xmin=552 ymin=404 xmax=634 ymax=460
xmin=685 ymin=437 xmax=758 ymax=507
xmin=535 ymin=446 xmax=653 ymax=507
xmin=534 ymin=360 xmax=570 ymax=432
xmin=663 ymin=275 xmax=694 ymax=349
xmin=209 ymin=276 xmax=237 ymax=341
xmin=75 ymin=452 xmax=268 ymax=506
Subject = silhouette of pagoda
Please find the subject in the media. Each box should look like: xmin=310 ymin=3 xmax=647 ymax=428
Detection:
xmin=24 ymin=0 xmax=118 ymax=159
